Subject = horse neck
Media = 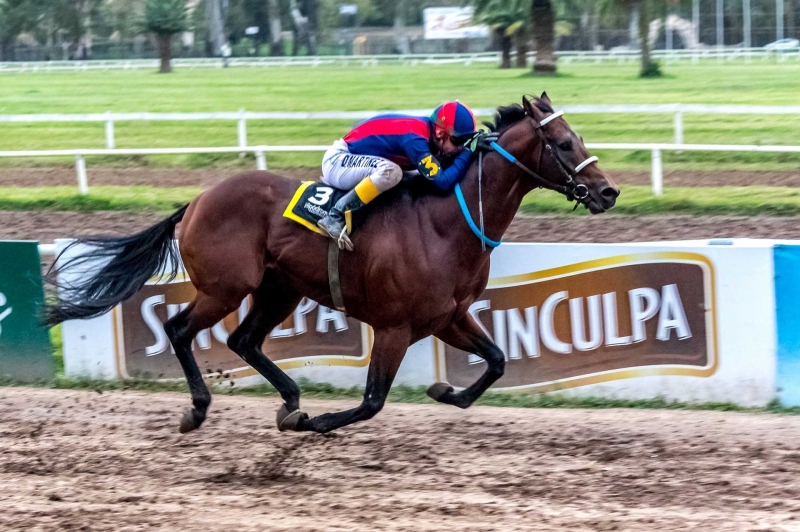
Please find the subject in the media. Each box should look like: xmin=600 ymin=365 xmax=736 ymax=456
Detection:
xmin=455 ymin=138 xmax=535 ymax=246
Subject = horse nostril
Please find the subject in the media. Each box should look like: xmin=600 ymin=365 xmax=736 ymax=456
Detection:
xmin=601 ymin=187 xmax=620 ymax=199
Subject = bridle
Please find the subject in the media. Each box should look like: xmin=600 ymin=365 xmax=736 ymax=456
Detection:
xmin=453 ymin=106 xmax=600 ymax=251
xmin=490 ymin=110 xmax=599 ymax=210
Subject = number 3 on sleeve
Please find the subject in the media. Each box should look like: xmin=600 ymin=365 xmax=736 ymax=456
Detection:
xmin=418 ymin=155 xmax=440 ymax=179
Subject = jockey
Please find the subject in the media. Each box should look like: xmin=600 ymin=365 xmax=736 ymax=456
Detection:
xmin=317 ymin=101 xmax=497 ymax=251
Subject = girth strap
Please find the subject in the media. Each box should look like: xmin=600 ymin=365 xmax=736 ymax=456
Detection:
xmin=327 ymin=239 xmax=347 ymax=312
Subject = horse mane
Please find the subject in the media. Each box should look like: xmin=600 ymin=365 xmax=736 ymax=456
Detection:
xmin=486 ymin=98 xmax=554 ymax=133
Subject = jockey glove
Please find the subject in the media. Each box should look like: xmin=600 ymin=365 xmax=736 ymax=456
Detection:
xmin=466 ymin=131 xmax=501 ymax=153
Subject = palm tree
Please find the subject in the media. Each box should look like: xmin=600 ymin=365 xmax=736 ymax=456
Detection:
xmin=531 ymin=0 xmax=556 ymax=74
xmin=144 ymin=0 xmax=188 ymax=73
xmin=472 ymin=0 xmax=529 ymax=69
xmin=266 ymin=0 xmax=283 ymax=56
xmin=599 ymin=0 xmax=662 ymax=77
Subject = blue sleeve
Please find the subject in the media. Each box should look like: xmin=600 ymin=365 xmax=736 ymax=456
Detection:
xmin=429 ymin=149 xmax=474 ymax=191
xmin=402 ymin=136 xmax=475 ymax=191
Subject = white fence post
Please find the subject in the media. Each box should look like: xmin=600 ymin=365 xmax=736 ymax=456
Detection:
xmin=651 ymin=148 xmax=663 ymax=196
xmin=255 ymin=149 xmax=267 ymax=170
xmin=105 ymin=112 xmax=115 ymax=149
xmin=75 ymin=154 xmax=89 ymax=194
xmin=238 ymin=108 xmax=247 ymax=157
xmin=673 ymin=107 xmax=684 ymax=146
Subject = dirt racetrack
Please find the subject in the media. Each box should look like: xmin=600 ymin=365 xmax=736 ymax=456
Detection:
xmin=4 ymin=165 xmax=800 ymax=244
xmin=1 ymin=387 xmax=800 ymax=531
xmin=6 ymin=210 xmax=800 ymax=245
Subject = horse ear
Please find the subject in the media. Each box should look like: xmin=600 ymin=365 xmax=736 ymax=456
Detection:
xmin=523 ymin=95 xmax=544 ymax=121
xmin=540 ymin=91 xmax=552 ymax=106
xmin=522 ymin=95 xmax=536 ymax=117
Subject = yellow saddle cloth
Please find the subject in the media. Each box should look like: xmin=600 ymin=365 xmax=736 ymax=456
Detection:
xmin=283 ymin=181 xmax=354 ymax=234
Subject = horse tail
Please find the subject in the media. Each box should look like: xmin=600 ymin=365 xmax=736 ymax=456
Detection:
xmin=45 ymin=204 xmax=189 ymax=326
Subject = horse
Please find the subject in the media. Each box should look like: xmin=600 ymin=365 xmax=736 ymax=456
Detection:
xmin=47 ymin=93 xmax=619 ymax=434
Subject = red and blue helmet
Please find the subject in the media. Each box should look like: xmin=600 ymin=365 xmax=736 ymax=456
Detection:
xmin=431 ymin=101 xmax=477 ymax=144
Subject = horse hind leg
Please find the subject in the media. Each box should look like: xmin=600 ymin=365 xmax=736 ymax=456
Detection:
xmin=164 ymin=292 xmax=241 ymax=433
xmin=226 ymin=271 xmax=303 ymax=422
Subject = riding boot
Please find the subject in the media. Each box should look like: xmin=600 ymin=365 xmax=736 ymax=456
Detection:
xmin=318 ymin=179 xmax=378 ymax=251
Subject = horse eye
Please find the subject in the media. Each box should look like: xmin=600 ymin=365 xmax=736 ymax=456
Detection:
xmin=559 ymin=141 xmax=572 ymax=151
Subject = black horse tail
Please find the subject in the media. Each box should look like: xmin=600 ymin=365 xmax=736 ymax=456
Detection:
xmin=45 ymin=204 xmax=189 ymax=326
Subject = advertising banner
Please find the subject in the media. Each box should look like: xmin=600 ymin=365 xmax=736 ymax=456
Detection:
xmin=423 ymin=7 xmax=490 ymax=40
xmin=0 ymin=241 xmax=53 ymax=382
xmin=61 ymin=240 xmax=779 ymax=406
xmin=114 ymin=275 xmax=370 ymax=381
xmin=437 ymin=253 xmax=716 ymax=392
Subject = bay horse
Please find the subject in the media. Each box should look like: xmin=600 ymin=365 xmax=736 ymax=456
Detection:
xmin=48 ymin=93 xmax=619 ymax=434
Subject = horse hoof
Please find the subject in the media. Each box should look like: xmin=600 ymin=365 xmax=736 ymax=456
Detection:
xmin=276 ymin=404 xmax=307 ymax=432
xmin=179 ymin=409 xmax=203 ymax=434
xmin=427 ymin=382 xmax=454 ymax=402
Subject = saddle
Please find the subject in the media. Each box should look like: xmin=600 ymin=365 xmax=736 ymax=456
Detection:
xmin=283 ymin=181 xmax=354 ymax=235
xmin=283 ymin=173 xmax=427 ymax=235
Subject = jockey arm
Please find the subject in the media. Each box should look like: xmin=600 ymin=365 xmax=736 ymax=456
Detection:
xmin=407 ymin=138 xmax=474 ymax=192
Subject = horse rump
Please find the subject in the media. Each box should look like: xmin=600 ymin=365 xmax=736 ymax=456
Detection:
xmin=44 ymin=204 xmax=189 ymax=326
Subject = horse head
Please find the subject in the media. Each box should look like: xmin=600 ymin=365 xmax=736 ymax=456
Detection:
xmin=491 ymin=93 xmax=619 ymax=214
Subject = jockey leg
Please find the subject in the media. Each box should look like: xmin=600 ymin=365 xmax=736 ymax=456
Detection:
xmin=318 ymin=161 xmax=401 ymax=251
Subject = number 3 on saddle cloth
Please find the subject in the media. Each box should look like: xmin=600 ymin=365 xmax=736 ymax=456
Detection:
xmin=283 ymin=181 xmax=363 ymax=236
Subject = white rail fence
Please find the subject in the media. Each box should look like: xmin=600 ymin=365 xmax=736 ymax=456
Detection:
xmin=2 ymin=142 xmax=799 ymax=197
xmin=3 ymin=104 xmax=800 ymax=150
xmin=1 ymin=47 xmax=798 ymax=73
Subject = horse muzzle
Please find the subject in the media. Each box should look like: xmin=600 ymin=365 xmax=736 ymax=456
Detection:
xmin=586 ymin=184 xmax=620 ymax=214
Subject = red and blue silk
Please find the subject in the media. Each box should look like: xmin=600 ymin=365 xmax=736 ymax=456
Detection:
xmin=343 ymin=114 xmax=474 ymax=191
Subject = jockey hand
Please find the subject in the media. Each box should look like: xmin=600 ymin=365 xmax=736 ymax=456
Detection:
xmin=466 ymin=131 xmax=500 ymax=153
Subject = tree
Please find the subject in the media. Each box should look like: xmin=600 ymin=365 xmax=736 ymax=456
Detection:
xmin=622 ymin=0 xmax=661 ymax=77
xmin=0 ymin=0 xmax=45 ymax=61
xmin=531 ymin=0 xmax=556 ymax=74
xmin=266 ymin=0 xmax=283 ymax=56
xmin=104 ymin=0 xmax=143 ymax=44
xmin=50 ymin=0 xmax=102 ymax=60
xmin=394 ymin=0 xmax=410 ymax=55
xmin=144 ymin=0 xmax=188 ymax=73
xmin=472 ymin=0 xmax=529 ymax=69
xmin=205 ymin=0 xmax=225 ymax=56
xmin=288 ymin=0 xmax=318 ymax=55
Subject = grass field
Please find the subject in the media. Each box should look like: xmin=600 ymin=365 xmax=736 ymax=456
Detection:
xmin=2 ymin=62 xmax=800 ymax=170
xmin=5 ymin=184 xmax=800 ymax=216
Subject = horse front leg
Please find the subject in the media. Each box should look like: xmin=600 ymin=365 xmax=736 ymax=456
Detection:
xmin=277 ymin=326 xmax=412 ymax=433
xmin=428 ymin=313 xmax=505 ymax=409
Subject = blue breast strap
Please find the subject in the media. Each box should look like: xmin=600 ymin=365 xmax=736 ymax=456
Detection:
xmin=454 ymin=183 xmax=502 ymax=249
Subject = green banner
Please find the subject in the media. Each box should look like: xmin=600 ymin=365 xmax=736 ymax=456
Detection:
xmin=0 ymin=241 xmax=53 ymax=382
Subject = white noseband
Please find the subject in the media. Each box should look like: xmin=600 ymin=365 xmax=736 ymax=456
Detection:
xmin=574 ymin=156 xmax=599 ymax=174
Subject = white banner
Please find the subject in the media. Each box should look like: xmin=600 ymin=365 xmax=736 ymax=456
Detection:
xmin=423 ymin=7 xmax=490 ymax=40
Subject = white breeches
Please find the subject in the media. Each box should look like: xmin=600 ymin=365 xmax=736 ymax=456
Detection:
xmin=321 ymin=139 xmax=403 ymax=192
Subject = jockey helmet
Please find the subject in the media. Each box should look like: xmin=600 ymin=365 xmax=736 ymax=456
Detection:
xmin=431 ymin=101 xmax=477 ymax=145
